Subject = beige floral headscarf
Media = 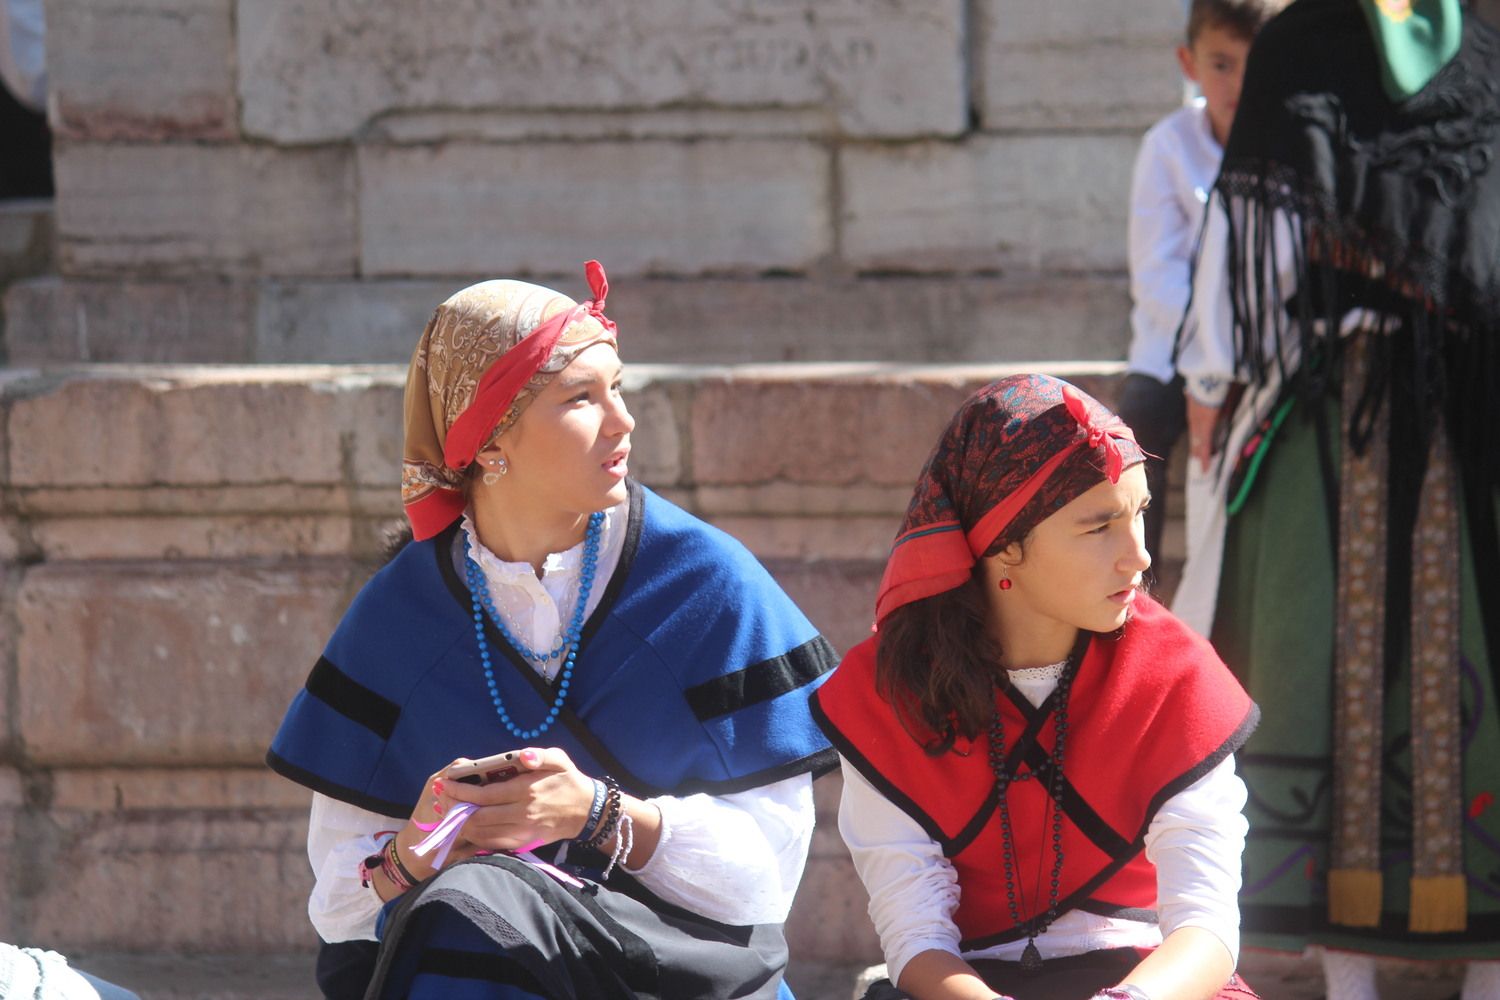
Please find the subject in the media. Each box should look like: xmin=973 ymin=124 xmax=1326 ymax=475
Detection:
xmin=401 ymin=263 xmax=617 ymax=539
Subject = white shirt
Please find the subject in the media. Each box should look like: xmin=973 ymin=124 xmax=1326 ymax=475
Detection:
xmin=838 ymin=664 xmax=1248 ymax=987
xmin=306 ymin=501 xmax=816 ymax=941
xmin=0 ymin=0 xmax=44 ymax=112
xmin=1127 ymin=100 xmax=1224 ymax=385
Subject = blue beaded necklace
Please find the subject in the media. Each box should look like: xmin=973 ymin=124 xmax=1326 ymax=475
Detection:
xmin=463 ymin=510 xmax=604 ymax=740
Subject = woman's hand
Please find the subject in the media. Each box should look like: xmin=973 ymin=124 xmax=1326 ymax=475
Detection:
xmin=439 ymin=747 xmax=597 ymax=853
xmin=1185 ymin=397 xmax=1222 ymax=473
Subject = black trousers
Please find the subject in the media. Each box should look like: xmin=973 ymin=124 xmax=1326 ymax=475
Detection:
xmin=0 ymin=78 xmax=52 ymax=199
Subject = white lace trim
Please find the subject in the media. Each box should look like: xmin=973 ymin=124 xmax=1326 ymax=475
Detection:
xmin=1007 ymin=660 xmax=1068 ymax=683
xmin=458 ymin=507 xmax=619 ymax=680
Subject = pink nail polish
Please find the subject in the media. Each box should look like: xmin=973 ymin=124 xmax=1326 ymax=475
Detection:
xmin=520 ymin=750 xmax=539 ymax=766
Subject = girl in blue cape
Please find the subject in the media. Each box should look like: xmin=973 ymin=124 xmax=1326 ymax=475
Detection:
xmin=268 ymin=262 xmax=837 ymax=999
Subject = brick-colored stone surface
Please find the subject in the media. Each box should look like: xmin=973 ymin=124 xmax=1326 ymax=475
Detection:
xmin=3 ymin=278 xmax=257 ymax=363
xmin=358 ymin=140 xmax=832 ymax=278
xmin=15 ymin=561 xmax=354 ymax=765
xmin=763 ymin=559 xmax=883 ymax=656
xmin=617 ymin=379 xmax=684 ymax=488
xmin=841 ymin=135 xmax=1136 ymax=272
xmin=974 ymin=1 xmax=1182 ymax=132
xmin=3 ymin=368 xmax=402 ymax=489
xmin=46 ymin=0 xmax=237 ymax=141
xmin=54 ymin=144 xmax=356 ymax=278
xmin=238 ymin=0 xmax=965 ymax=142
xmin=785 ymin=773 xmax=883 ymax=964
xmin=26 ymin=793 xmax=310 ymax=951
xmin=689 ymin=369 xmax=979 ymax=487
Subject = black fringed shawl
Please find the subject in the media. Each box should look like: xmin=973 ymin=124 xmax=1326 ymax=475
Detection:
xmin=1193 ymin=0 xmax=1500 ymax=662
xmin=1202 ymin=0 xmax=1500 ymax=482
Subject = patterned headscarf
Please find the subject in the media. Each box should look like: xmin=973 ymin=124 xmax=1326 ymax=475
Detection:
xmin=401 ymin=261 xmax=618 ymax=540
xmin=875 ymin=374 xmax=1144 ymax=625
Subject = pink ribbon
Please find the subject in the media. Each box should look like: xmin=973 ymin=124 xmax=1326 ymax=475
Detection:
xmin=410 ymin=806 xmax=584 ymax=888
xmin=411 ymin=802 xmax=479 ymax=869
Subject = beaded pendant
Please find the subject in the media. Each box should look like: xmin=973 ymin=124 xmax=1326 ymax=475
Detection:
xmin=463 ymin=511 xmax=604 ymax=740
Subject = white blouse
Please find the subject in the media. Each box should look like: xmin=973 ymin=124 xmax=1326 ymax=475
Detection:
xmin=1127 ymin=99 xmax=1223 ymax=386
xmin=838 ymin=664 xmax=1248 ymax=987
xmin=305 ymin=501 xmax=816 ymax=941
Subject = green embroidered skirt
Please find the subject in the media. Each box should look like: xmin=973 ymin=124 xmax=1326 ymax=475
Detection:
xmin=1212 ymin=396 xmax=1500 ymax=959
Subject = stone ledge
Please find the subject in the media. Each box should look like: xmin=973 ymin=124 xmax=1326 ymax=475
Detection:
xmin=3 ymin=273 xmax=1130 ymax=366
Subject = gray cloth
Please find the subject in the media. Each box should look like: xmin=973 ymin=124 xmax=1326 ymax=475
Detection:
xmin=364 ymin=853 xmax=790 ymax=999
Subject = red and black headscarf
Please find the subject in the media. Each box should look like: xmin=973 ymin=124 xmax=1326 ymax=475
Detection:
xmin=875 ymin=374 xmax=1144 ymax=625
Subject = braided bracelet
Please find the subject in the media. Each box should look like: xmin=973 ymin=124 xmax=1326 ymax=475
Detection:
xmin=602 ymin=812 xmax=634 ymax=879
xmin=380 ymin=838 xmax=420 ymax=892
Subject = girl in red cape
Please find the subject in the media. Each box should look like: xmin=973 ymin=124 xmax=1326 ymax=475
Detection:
xmin=812 ymin=374 xmax=1259 ymax=1000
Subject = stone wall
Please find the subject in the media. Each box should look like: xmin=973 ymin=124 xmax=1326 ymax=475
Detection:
xmin=3 ymin=0 xmax=1186 ymax=365
xmin=0 ymin=361 xmax=1129 ymax=959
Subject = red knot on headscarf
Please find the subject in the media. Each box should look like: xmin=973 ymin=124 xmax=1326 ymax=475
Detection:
xmin=401 ymin=261 xmax=619 ymax=540
xmin=873 ymin=374 xmax=1144 ymax=627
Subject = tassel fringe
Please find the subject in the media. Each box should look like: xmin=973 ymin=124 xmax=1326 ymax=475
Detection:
xmin=1410 ymin=874 xmax=1468 ymax=933
xmin=1328 ymin=868 xmax=1383 ymax=927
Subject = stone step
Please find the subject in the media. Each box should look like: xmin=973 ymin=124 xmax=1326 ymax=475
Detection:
xmin=2 ymin=273 xmax=1128 ymax=366
xmin=60 ymin=950 xmax=1470 ymax=1000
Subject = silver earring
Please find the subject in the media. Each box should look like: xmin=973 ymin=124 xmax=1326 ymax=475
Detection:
xmin=482 ymin=455 xmax=509 ymax=486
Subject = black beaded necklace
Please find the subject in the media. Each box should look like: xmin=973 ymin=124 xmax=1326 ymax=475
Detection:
xmin=987 ymin=654 xmax=1078 ymax=975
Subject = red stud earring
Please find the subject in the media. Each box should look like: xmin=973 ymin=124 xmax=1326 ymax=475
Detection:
xmin=999 ymin=578 xmax=1012 ymax=591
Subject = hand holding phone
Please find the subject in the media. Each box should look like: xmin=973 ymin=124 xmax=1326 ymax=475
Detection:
xmin=446 ymin=751 xmax=522 ymax=786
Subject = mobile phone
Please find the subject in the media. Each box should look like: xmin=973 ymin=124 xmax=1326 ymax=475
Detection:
xmin=447 ymin=751 xmax=522 ymax=786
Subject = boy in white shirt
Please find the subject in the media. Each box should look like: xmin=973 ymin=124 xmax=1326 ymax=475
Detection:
xmin=1117 ymin=0 xmax=1284 ymax=568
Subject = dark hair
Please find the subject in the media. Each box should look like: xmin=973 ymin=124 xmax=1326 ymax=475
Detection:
xmin=875 ymin=570 xmax=1002 ymax=756
xmin=1186 ymin=0 xmax=1286 ymax=44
